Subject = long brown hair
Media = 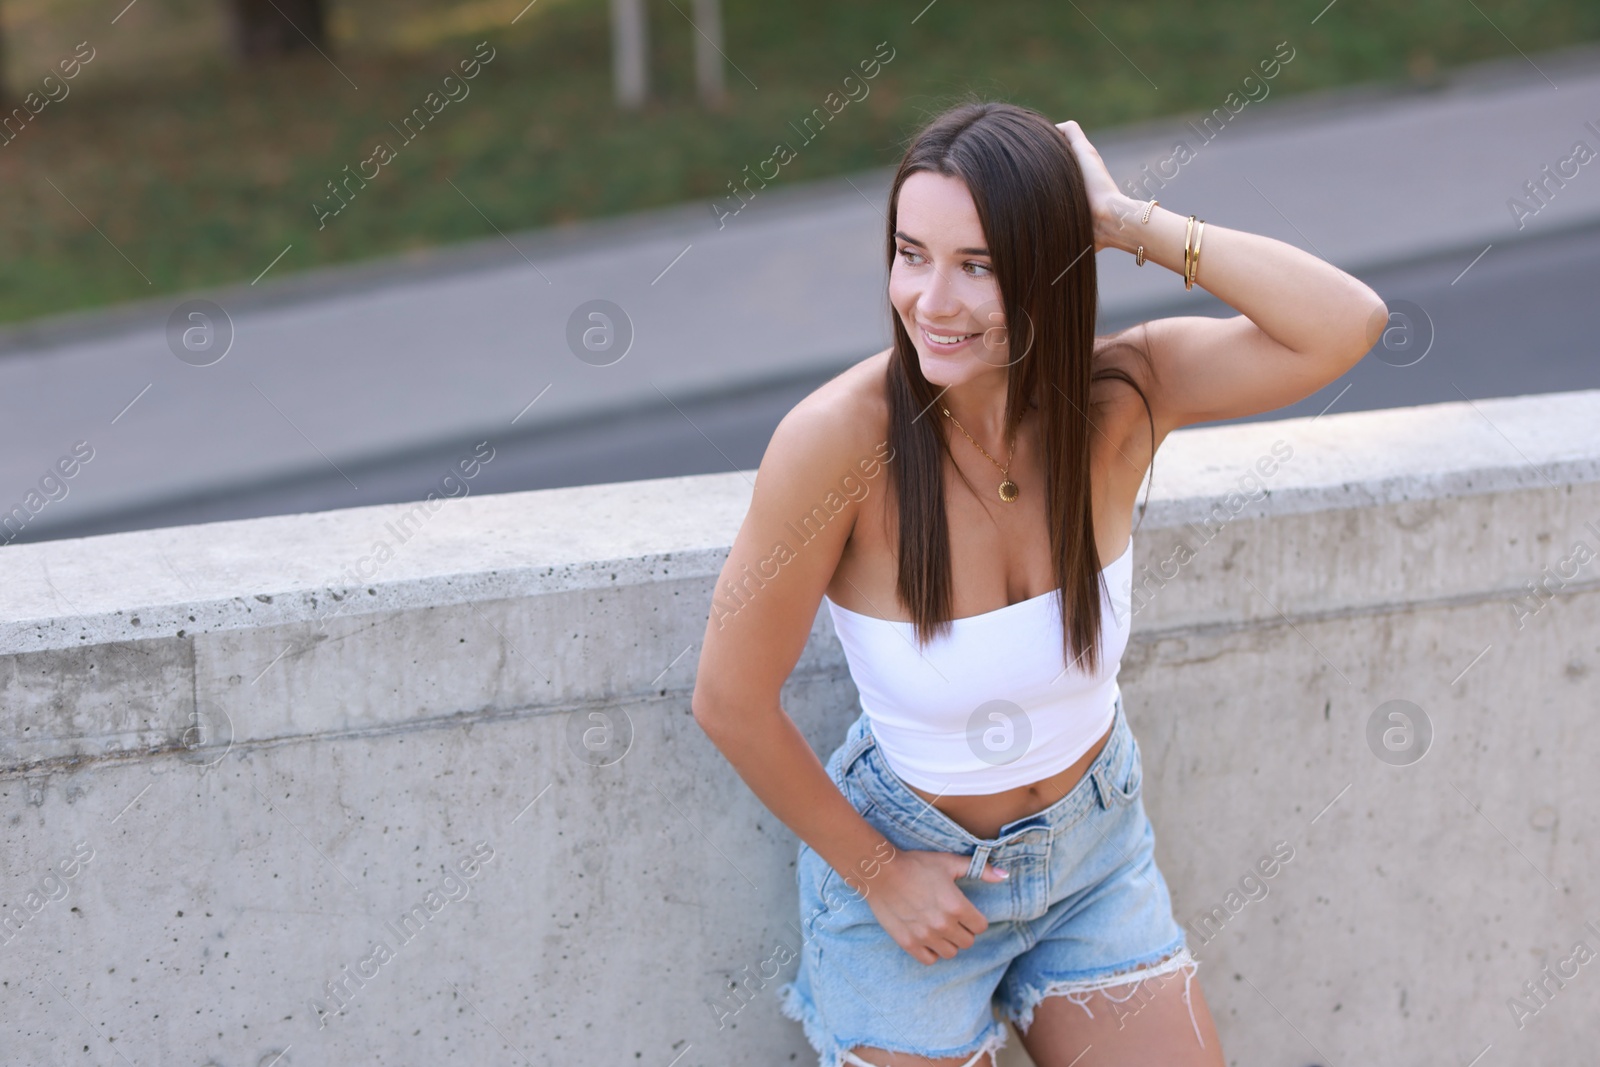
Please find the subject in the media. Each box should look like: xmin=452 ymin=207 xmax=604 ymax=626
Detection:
xmin=882 ymin=99 xmax=1155 ymax=674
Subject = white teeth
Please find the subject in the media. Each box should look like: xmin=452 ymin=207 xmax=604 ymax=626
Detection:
xmin=923 ymin=327 xmax=974 ymax=345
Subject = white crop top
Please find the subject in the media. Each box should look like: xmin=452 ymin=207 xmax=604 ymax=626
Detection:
xmin=824 ymin=539 xmax=1134 ymax=795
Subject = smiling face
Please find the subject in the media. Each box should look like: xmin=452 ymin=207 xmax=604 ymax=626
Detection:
xmin=889 ymin=170 xmax=1015 ymax=389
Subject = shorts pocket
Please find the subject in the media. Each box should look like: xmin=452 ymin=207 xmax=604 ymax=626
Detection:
xmin=806 ymin=773 xmax=885 ymax=918
xmin=809 ymin=847 xmax=884 ymax=937
xmin=1106 ymin=732 xmax=1143 ymax=804
xmin=842 ymin=770 xmax=876 ymax=817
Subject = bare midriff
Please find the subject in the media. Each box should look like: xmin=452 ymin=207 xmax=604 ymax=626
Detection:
xmin=899 ymin=716 xmax=1116 ymax=841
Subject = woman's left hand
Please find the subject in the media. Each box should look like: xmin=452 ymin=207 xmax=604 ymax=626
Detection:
xmin=1056 ymin=119 xmax=1135 ymax=253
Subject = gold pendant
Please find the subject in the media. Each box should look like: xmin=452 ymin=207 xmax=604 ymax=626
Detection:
xmin=998 ymin=479 xmax=1019 ymax=503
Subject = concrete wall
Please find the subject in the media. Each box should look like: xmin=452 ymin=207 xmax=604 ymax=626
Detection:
xmin=2 ymin=387 xmax=1597 ymax=1067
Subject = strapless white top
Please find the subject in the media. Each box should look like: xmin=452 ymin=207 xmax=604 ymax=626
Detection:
xmin=824 ymin=540 xmax=1134 ymax=795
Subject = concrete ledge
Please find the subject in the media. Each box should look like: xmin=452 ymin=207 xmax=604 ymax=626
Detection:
xmin=2 ymin=388 xmax=1599 ymax=1064
xmin=5 ymin=389 xmax=1595 ymax=657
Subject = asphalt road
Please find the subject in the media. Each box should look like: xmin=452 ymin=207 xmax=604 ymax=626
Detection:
xmin=20 ymin=219 xmax=1599 ymax=544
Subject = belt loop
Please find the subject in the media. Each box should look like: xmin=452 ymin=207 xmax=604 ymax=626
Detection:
xmin=965 ymin=842 xmax=994 ymax=881
xmin=1090 ymin=692 xmax=1125 ymax=810
xmin=1089 ymin=765 xmax=1112 ymax=811
xmin=832 ymin=711 xmax=877 ymax=783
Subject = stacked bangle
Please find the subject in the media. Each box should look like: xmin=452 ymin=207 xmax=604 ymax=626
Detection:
xmin=1133 ymin=197 xmax=1205 ymax=290
xmin=1186 ymin=216 xmax=1206 ymax=290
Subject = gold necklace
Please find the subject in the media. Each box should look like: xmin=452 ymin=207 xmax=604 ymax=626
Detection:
xmin=939 ymin=405 xmax=1024 ymax=503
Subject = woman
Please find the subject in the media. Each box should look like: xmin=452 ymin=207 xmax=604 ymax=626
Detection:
xmin=691 ymin=100 xmax=1383 ymax=1067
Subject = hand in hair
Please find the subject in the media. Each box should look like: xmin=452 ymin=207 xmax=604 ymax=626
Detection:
xmin=1056 ymin=119 xmax=1136 ymax=252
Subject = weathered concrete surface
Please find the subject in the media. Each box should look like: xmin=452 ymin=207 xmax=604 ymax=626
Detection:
xmin=1 ymin=388 xmax=1598 ymax=1066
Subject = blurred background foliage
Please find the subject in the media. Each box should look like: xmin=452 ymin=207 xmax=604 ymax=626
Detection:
xmin=1 ymin=0 xmax=1596 ymax=325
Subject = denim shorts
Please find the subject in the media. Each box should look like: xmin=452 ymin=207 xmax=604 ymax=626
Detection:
xmin=777 ymin=694 xmax=1203 ymax=1067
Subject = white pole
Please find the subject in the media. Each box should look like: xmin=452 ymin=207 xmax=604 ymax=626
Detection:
xmin=611 ymin=0 xmax=649 ymax=110
xmin=691 ymin=0 xmax=726 ymax=109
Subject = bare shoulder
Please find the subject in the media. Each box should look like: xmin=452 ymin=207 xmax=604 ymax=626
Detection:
xmin=795 ymin=347 xmax=892 ymax=428
xmin=764 ymin=348 xmax=892 ymax=487
xmin=691 ymin=349 xmax=892 ymax=719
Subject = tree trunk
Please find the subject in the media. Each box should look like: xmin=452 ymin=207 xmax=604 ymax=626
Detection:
xmin=226 ymin=0 xmax=330 ymax=61
xmin=691 ymin=0 xmax=726 ymax=110
xmin=610 ymin=0 xmax=648 ymax=109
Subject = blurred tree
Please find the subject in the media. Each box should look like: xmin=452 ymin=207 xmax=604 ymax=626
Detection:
xmin=225 ymin=0 xmax=329 ymax=60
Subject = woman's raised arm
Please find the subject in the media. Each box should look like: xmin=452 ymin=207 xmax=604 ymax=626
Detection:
xmin=1060 ymin=118 xmax=1389 ymax=439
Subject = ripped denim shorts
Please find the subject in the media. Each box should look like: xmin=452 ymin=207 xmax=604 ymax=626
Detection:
xmin=777 ymin=693 xmax=1203 ymax=1067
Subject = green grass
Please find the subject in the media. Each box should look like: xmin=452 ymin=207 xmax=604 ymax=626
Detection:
xmin=1 ymin=0 xmax=1596 ymax=325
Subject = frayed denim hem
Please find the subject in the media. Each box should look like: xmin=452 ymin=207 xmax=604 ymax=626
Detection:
xmin=778 ymin=979 xmax=1009 ymax=1067
xmin=1003 ymin=943 xmax=1203 ymax=1049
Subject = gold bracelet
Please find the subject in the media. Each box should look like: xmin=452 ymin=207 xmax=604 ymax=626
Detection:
xmin=1182 ymin=215 xmax=1195 ymax=290
xmin=1187 ymin=219 xmax=1205 ymax=290
xmin=1134 ymin=199 xmax=1157 ymax=266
